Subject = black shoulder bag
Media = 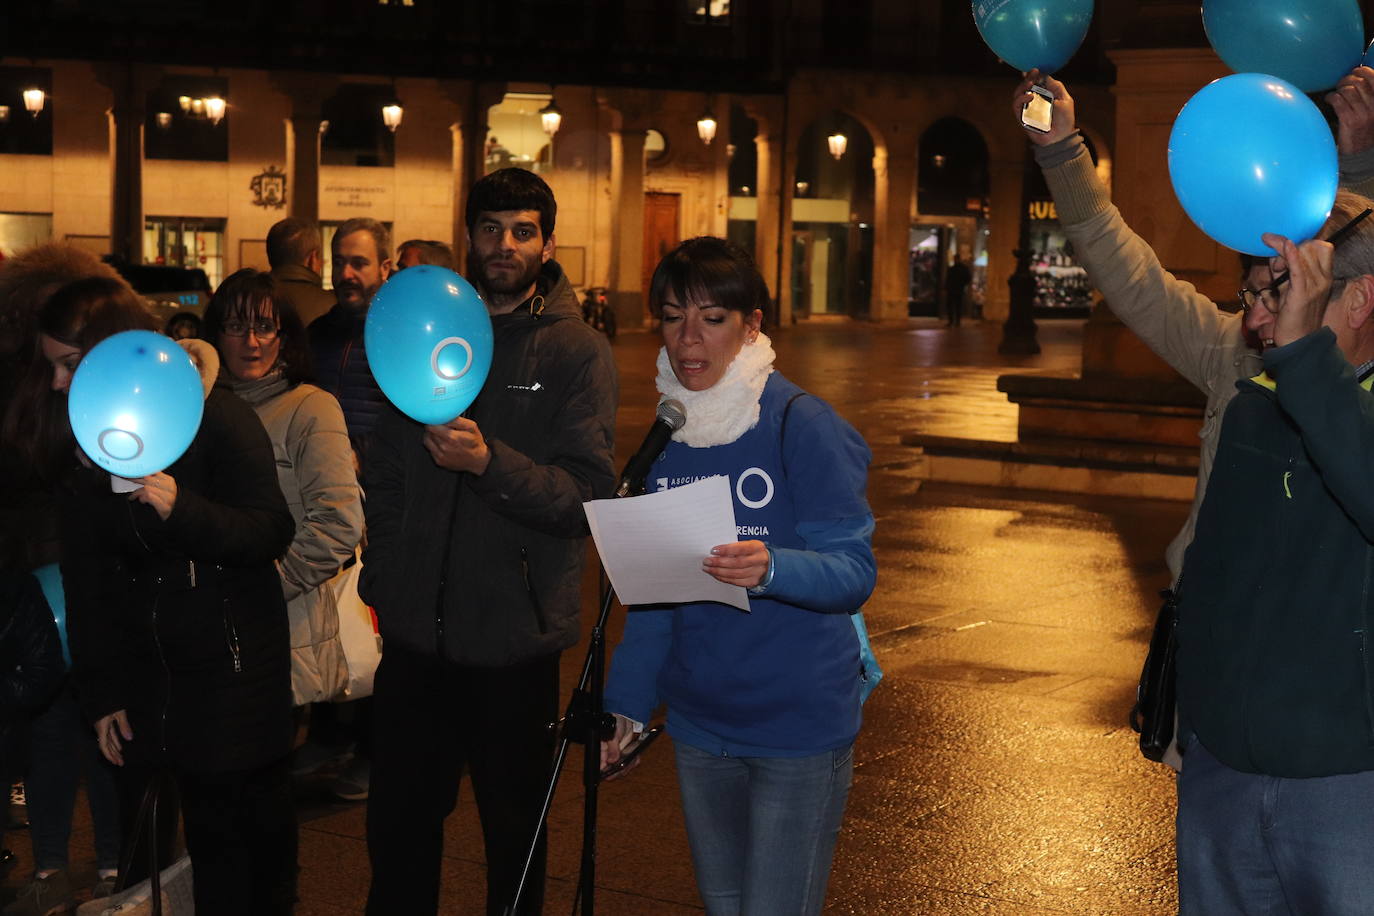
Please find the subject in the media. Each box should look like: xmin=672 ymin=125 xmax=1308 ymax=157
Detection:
xmin=1129 ymin=583 xmax=1179 ymax=763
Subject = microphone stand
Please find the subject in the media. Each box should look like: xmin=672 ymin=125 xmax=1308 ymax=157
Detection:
xmin=504 ymin=475 xmax=645 ymax=916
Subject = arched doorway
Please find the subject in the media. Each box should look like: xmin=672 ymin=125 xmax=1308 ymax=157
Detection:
xmin=791 ymin=112 xmax=874 ymax=318
xmin=913 ymin=116 xmax=989 ymax=319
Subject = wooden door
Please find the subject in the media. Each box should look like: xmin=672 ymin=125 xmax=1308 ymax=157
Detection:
xmin=642 ymin=192 xmax=681 ymax=308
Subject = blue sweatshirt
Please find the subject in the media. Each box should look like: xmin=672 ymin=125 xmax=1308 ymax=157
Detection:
xmin=603 ymin=372 xmax=876 ymax=757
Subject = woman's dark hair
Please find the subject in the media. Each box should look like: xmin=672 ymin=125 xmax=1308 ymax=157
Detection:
xmin=648 ymin=237 xmax=770 ymax=323
xmin=2 ymin=276 xmax=158 ymax=484
xmin=203 ymin=269 xmax=314 ymax=385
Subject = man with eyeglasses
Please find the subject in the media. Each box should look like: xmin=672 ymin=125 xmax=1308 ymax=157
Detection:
xmin=1016 ymin=68 xmax=1374 ymax=913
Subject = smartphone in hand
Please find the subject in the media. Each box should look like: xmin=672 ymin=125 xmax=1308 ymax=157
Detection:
xmin=1021 ymin=83 xmax=1054 ymax=133
xmin=600 ymin=725 xmax=664 ymax=780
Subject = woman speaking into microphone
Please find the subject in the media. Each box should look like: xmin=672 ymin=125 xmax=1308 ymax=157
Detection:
xmin=601 ymin=237 xmax=877 ymax=916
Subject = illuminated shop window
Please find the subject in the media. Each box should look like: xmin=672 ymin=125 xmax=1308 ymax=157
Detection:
xmin=144 ymin=216 xmax=226 ymax=289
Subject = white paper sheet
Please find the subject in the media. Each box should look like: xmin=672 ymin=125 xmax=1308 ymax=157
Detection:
xmin=583 ymin=475 xmax=750 ymax=612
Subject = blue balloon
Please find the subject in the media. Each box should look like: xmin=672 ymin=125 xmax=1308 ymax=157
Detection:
xmin=364 ymin=266 xmax=494 ymax=425
xmin=1204 ymin=0 xmax=1362 ymax=93
xmin=972 ymin=0 xmax=1093 ymax=74
xmin=32 ymin=564 xmax=70 ymax=668
xmin=1169 ymin=74 xmax=1338 ymax=257
xmin=68 ymin=331 xmax=204 ymax=478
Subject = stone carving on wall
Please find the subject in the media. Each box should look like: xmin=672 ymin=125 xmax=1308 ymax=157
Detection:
xmin=250 ymin=165 xmax=287 ymax=209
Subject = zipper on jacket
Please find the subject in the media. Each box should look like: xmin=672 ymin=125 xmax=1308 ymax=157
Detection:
xmin=337 ymin=337 xmax=354 ymax=397
xmin=222 ymin=598 xmax=243 ymax=674
xmin=520 ymin=548 xmax=549 ymax=634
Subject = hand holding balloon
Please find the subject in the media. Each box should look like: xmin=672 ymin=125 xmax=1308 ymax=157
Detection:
xmin=1261 ymin=233 xmax=1335 ymax=348
xmin=129 ymin=471 xmax=178 ymax=521
xmin=1328 ymin=67 xmax=1374 ymax=156
xmin=1014 ymin=71 xmax=1076 ymax=146
xmin=423 ymin=417 xmax=491 ymax=475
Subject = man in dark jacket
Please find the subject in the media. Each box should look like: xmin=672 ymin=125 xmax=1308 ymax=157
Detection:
xmin=360 ymin=169 xmax=617 ymax=915
xmin=266 ymin=217 xmax=335 ymax=328
xmin=1174 ymin=193 xmax=1374 ymax=914
xmin=307 ymin=217 xmax=393 ymax=462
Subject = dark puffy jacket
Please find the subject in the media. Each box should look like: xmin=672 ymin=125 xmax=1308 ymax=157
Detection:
xmin=0 ymin=572 xmax=65 ymax=782
xmin=308 ymin=302 xmax=387 ymax=462
xmin=60 ymin=387 xmax=295 ymax=774
xmin=360 ymin=261 xmax=618 ymax=666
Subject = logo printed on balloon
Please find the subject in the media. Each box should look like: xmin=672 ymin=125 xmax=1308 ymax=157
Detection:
xmin=67 ymin=331 xmax=205 ymax=479
xmin=365 ymin=266 xmax=494 ymax=425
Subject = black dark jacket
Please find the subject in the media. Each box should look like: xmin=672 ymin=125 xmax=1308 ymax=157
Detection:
xmin=0 ymin=572 xmax=65 ymax=781
xmin=360 ymin=261 xmax=618 ymax=666
xmin=308 ymin=302 xmax=387 ymax=462
xmin=1178 ymin=329 xmax=1374 ymax=778
xmin=60 ymin=387 xmax=295 ymax=774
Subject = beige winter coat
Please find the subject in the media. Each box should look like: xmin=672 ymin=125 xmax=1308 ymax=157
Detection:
xmin=231 ymin=370 xmax=363 ymax=705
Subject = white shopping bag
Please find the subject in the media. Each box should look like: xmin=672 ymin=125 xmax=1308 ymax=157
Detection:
xmin=330 ymin=555 xmax=382 ymax=700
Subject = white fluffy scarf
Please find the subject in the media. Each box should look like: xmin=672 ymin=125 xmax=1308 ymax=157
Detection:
xmin=655 ymin=332 xmax=776 ymax=448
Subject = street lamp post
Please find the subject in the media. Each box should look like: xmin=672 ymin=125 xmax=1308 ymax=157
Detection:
xmin=999 ymin=147 xmax=1041 ymax=355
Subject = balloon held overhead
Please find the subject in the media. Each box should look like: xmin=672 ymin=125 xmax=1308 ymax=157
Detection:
xmin=1168 ymin=73 xmax=1338 ymax=257
xmin=1203 ymin=0 xmax=1363 ymax=93
xmin=972 ymin=0 xmax=1094 ymax=75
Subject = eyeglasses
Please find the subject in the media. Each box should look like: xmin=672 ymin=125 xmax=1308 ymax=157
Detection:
xmin=221 ymin=319 xmax=279 ymax=340
xmin=1238 ymin=207 xmax=1374 ymax=315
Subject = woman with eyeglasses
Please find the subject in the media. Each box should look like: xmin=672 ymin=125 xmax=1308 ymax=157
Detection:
xmin=26 ymin=276 xmax=298 ymax=915
xmin=204 ymin=269 xmax=363 ymax=713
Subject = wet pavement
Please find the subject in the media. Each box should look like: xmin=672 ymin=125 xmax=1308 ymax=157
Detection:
xmin=10 ymin=317 xmax=1187 ymax=914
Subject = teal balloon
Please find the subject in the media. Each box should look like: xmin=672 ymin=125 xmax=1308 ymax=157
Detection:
xmin=972 ymin=0 xmax=1094 ymax=74
xmin=1168 ymin=73 xmax=1338 ymax=257
xmin=32 ymin=564 xmax=70 ymax=668
xmin=67 ymin=331 xmax=204 ymax=478
xmin=1204 ymin=0 xmax=1362 ymax=93
xmin=364 ymin=266 xmax=494 ymax=425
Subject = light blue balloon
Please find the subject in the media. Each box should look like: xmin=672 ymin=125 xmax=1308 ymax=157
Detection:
xmin=972 ymin=0 xmax=1094 ymax=74
xmin=364 ymin=266 xmax=494 ymax=425
xmin=1204 ymin=0 xmax=1362 ymax=93
xmin=68 ymin=331 xmax=204 ymax=478
xmin=32 ymin=564 xmax=70 ymax=669
xmin=1168 ymin=73 xmax=1338 ymax=257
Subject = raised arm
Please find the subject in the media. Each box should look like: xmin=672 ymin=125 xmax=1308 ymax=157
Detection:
xmin=1014 ymin=71 xmax=1251 ymax=397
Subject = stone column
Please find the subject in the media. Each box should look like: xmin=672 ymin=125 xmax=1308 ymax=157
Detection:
xmin=96 ymin=63 xmax=159 ymax=265
xmin=752 ymin=127 xmax=782 ymax=320
xmin=871 ymin=139 xmax=917 ymax=320
xmin=984 ymin=156 xmax=1023 ymax=322
xmin=443 ymin=81 xmax=506 ymax=273
xmin=608 ymin=128 xmax=648 ymax=328
xmin=285 ymin=114 xmax=322 ymax=223
xmin=271 ymin=73 xmax=337 ymax=227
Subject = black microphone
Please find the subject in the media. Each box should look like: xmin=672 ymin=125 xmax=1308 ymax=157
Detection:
xmin=616 ymin=398 xmax=686 ymax=497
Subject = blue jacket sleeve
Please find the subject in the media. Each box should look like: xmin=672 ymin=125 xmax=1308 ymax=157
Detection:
xmin=762 ymin=515 xmax=877 ymax=613
xmin=603 ymin=607 xmax=673 ymax=724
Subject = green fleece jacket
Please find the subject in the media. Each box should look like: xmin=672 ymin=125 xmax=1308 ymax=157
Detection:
xmin=1177 ymin=329 xmax=1374 ymax=778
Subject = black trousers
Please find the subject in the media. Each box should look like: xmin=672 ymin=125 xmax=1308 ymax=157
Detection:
xmin=118 ymin=757 xmax=297 ymax=916
xmin=366 ymin=646 xmax=560 ymax=916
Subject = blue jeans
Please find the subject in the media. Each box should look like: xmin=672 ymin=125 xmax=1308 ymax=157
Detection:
xmin=674 ymin=740 xmax=853 ymax=916
xmin=27 ymin=684 xmax=121 ymax=873
xmin=1177 ymin=737 xmax=1374 ymax=915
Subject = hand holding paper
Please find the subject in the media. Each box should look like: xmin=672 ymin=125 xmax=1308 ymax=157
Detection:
xmin=583 ymin=475 xmax=750 ymax=612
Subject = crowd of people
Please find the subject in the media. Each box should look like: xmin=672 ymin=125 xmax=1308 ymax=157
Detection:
xmin=3 ymin=59 xmax=1374 ymax=916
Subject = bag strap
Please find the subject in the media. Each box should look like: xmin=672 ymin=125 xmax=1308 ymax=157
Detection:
xmin=778 ymin=391 xmax=808 ymax=484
